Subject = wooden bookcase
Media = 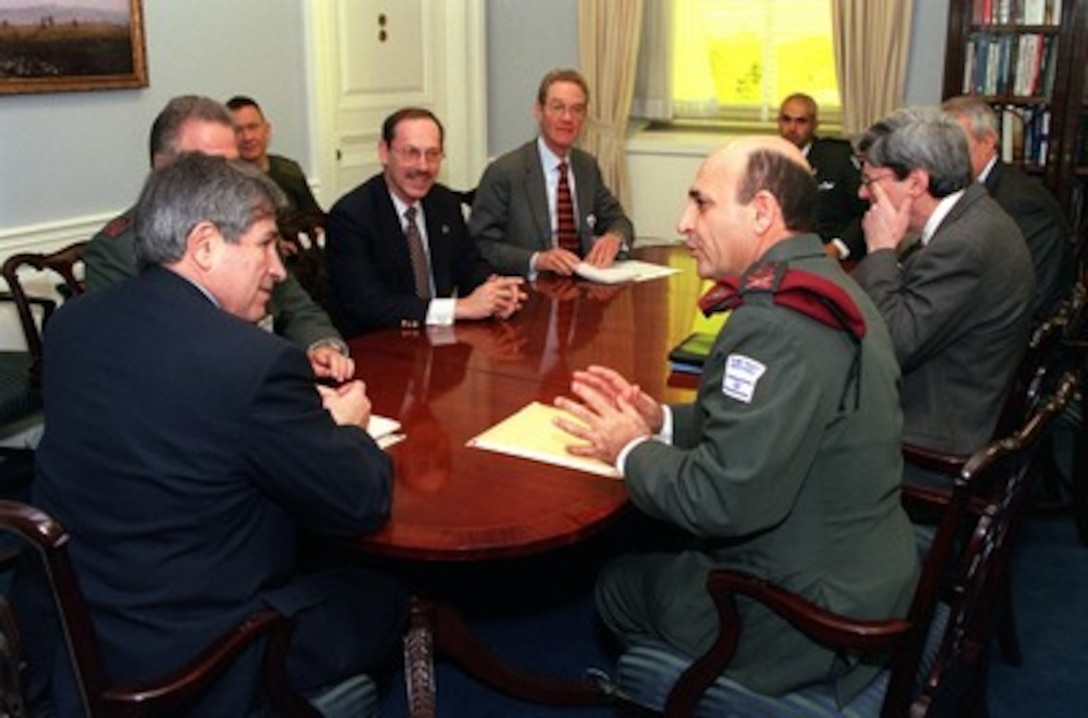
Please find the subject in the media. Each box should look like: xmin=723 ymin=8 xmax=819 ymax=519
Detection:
xmin=943 ymin=0 xmax=1088 ymax=266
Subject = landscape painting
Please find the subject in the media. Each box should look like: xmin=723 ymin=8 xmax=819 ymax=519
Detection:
xmin=0 ymin=0 xmax=147 ymax=94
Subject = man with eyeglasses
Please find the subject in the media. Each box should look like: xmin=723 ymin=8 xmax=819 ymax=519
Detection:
xmin=852 ymin=107 xmax=1035 ymax=485
xmin=324 ymin=107 xmax=526 ymax=336
xmin=469 ymin=68 xmax=635 ymax=278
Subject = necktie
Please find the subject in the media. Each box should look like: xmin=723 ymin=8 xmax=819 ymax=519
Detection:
xmin=404 ymin=206 xmax=431 ymax=299
xmin=556 ymin=161 xmax=580 ymax=255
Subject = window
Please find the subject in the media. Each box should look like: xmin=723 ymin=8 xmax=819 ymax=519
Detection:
xmin=667 ymin=0 xmax=840 ymax=125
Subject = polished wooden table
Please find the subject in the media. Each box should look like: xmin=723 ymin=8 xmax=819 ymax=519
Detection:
xmin=345 ymin=245 xmax=703 ymax=714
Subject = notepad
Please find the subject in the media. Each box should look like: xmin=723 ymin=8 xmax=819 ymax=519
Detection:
xmin=574 ymin=260 xmax=680 ymax=285
xmin=667 ymin=331 xmax=717 ymax=373
xmin=467 ymin=402 xmax=621 ymax=479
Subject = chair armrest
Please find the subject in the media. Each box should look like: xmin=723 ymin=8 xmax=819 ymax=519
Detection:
xmin=902 ymin=442 xmax=969 ymax=476
xmin=707 ymin=570 xmax=912 ymax=652
xmin=99 ymin=609 xmax=296 ymax=716
xmin=665 ymin=569 xmax=911 ymax=717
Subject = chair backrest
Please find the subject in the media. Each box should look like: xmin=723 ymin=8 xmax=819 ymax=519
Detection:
xmin=993 ymin=296 xmax=1073 ymax=439
xmin=277 ymin=210 xmax=328 ymax=307
xmin=0 ymin=242 xmax=87 ymax=385
xmin=910 ymin=372 xmax=1077 ymax=715
xmin=0 ymin=500 xmax=308 ymax=717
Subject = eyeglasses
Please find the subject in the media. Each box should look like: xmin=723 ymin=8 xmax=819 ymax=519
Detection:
xmin=544 ymin=101 xmax=587 ymax=119
xmin=390 ymin=146 xmax=444 ymax=164
xmin=860 ymin=169 xmax=897 ymax=186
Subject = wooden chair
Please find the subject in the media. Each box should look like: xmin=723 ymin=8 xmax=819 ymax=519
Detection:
xmin=911 ymin=374 xmax=1077 ymax=713
xmin=0 ymin=500 xmax=379 ymax=717
xmin=609 ymin=377 xmax=1075 ymax=717
xmin=278 ymin=210 xmax=329 ymax=308
xmin=901 ymin=296 xmax=1078 ymax=666
xmin=0 ymin=241 xmax=87 ymax=389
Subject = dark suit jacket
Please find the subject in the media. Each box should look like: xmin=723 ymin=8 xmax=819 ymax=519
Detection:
xmin=984 ymin=161 xmax=1074 ymax=321
xmin=22 ymin=267 xmax=398 ymax=715
xmin=325 ymin=175 xmax=493 ymax=336
xmin=807 ymin=137 xmax=868 ymax=258
xmin=468 ymin=140 xmax=635 ymax=276
xmin=853 ymin=183 xmax=1035 ymax=461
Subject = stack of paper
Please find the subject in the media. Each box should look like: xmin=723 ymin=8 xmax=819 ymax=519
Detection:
xmin=574 ymin=260 xmax=681 ymax=285
xmin=467 ymin=402 xmax=621 ymax=479
xmin=367 ymin=414 xmax=404 ymax=449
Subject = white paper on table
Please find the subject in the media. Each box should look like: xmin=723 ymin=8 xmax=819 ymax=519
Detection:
xmin=574 ymin=259 xmax=681 ymax=285
xmin=366 ymin=414 xmax=404 ymax=450
xmin=466 ymin=402 xmax=621 ymax=479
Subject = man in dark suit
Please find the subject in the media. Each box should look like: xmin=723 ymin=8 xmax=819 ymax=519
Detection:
xmin=468 ymin=68 xmax=635 ymax=278
xmin=853 ymin=107 xmax=1035 ymax=481
xmin=778 ymin=92 xmax=869 ymax=260
xmin=325 ymin=107 xmax=526 ymax=336
xmin=84 ymin=95 xmax=354 ymax=384
xmin=19 ymin=154 xmax=405 ymax=715
xmin=943 ymin=95 xmax=1075 ymax=322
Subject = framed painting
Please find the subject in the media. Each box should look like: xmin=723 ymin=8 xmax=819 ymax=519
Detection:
xmin=0 ymin=0 xmax=148 ymax=95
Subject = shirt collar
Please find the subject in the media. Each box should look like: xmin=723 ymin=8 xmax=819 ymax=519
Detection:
xmin=387 ymin=186 xmax=418 ymax=223
xmin=921 ymin=190 xmax=965 ymax=246
xmin=978 ymin=155 xmax=998 ymax=183
xmin=537 ymin=136 xmax=567 ymax=172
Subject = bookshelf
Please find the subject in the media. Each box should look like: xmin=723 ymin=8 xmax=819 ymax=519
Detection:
xmin=944 ymin=0 xmax=1088 ymax=267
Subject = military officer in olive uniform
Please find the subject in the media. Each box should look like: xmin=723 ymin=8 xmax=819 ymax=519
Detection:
xmin=555 ymin=136 xmax=919 ymax=702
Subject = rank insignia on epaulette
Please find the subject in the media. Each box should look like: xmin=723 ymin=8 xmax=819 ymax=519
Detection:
xmin=103 ymin=215 xmax=131 ymax=238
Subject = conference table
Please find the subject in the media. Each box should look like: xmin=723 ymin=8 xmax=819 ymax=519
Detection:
xmin=346 ymin=245 xmax=705 ymax=714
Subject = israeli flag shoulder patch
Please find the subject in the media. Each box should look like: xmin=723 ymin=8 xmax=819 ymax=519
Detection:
xmin=722 ymin=353 xmax=766 ymax=404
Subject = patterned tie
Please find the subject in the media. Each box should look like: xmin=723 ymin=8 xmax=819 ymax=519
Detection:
xmin=556 ymin=161 xmax=580 ymax=255
xmin=404 ymin=206 xmax=431 ymax=299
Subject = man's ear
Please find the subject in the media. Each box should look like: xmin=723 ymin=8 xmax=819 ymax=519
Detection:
xmin=906 ymin=168 xmax=931 ymax=198
xmin=187 ymin=221 xmax=220 ymax=271
xmin=751 ymin=190 xmax=778 ymax=235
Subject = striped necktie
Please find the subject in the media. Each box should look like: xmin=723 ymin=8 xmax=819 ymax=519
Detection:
xmin=404 ymin=206 xmax=431 ymax=299
xmin=556 ymin=161 xmax=580 ymax=255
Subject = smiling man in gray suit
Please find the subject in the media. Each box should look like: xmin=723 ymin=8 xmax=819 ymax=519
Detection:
xmin=468 ymin=68 xmax=635 ymax=278
xmin=852 ymin=107 xmax=1035 ymax=484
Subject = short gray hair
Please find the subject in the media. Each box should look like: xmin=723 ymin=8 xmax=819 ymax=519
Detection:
xmin=854 ymin=106 xmax=972 ymax=198
xmin=133 ymin=153 xmax=286 ymax=270
xmin=941 ymin=95 xmax=999 ymax=141
xmin=149 ymin=95 xmax=233 ymax=167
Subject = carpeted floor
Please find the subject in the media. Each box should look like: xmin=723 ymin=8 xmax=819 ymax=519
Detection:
xmin=379 ymin=514 xmax=1088 ymax=717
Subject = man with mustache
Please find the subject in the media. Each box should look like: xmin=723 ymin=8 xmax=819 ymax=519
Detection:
xmin=325 ymin=107 xmax=526 ymax=335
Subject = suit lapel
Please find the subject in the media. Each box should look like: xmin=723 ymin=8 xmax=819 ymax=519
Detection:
xmin=372 ymin=179 xmax=416 ymax=292
xmin=571 ymin=150 xmax=594 ymax=241
xmin=522 ymin=143 xmax=552 ymax=249
xmin=421 ymin=192 xmax=453 ymax=296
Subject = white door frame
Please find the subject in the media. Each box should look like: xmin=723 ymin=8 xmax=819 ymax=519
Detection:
xmin=303 ymin=0 xmax=488 ymax=207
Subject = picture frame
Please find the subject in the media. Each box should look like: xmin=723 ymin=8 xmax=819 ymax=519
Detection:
xmin=0 ymin=0 xmax=148 ymax=95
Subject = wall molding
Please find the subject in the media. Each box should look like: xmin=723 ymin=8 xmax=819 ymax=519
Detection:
xmin=0 ymin=212 xmax=118 ymax=257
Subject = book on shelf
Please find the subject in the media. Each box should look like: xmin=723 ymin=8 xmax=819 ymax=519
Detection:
xmin=973 ymin=0 xmax=1063 ymax=25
